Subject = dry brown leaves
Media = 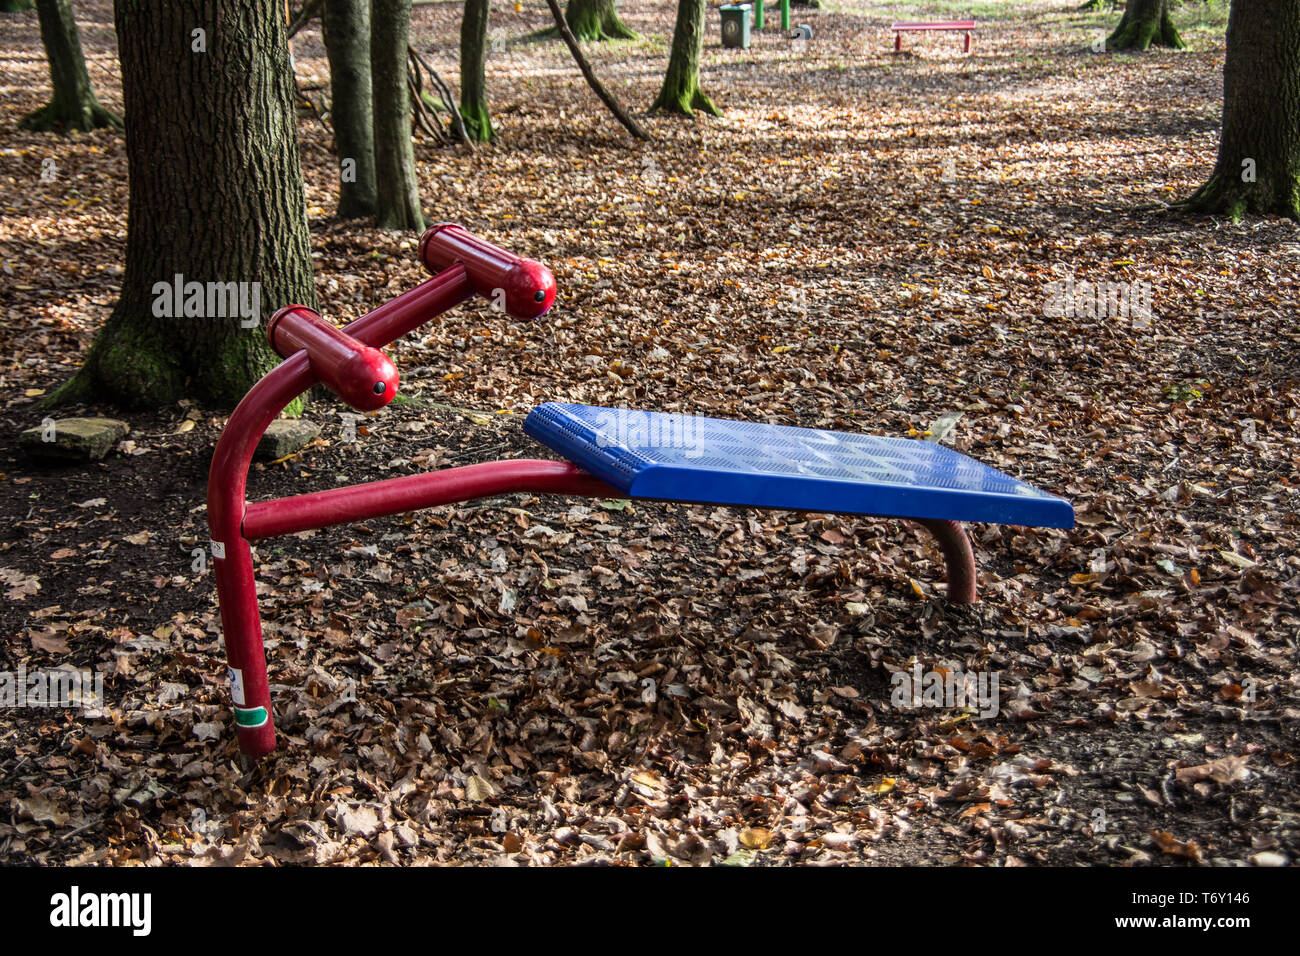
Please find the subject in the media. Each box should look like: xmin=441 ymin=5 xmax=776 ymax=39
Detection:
xmin=0 ymin=1 xmax=1296 ymax=867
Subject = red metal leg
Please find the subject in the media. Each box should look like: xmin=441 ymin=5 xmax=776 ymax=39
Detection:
xmin=964 ymin=31 xmax=971 ymax=53
xmin=212 ymin=538 xmax=277 ymax=756
xmin=208 ymin=268 xmax=476 ymax=758
xmin=208 ymin=354 xmax=315 ymax=756
xmin=895 ymin=31 xmax=902 ymax=52
xmin=914 ymin=519 xmax=977 ymax=603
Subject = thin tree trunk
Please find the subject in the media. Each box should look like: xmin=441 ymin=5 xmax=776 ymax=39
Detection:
xmin=371 ymin=0 xmax=425 ymax=230
xmin=323 ymin=0 xmax=377 ymax=218
xmin=651 ymin=0 xmax=719 ymax=118
xmin=459 ymin=0 xmax=492 ymax=141
xmin=1107 ymin=0 xmax=1185 ymax=50
xmin=564 ymin=0 xmax=637 ymax=42
xmin=544 ymin=0 xmax=648 ymax=139
xmin=1180 ymin=0 xmax=1300 ymax=220
xmin=47 ymin=0 xmax=316 ymax=411
xmin=20 ymin=0 xmax=121 ymax=132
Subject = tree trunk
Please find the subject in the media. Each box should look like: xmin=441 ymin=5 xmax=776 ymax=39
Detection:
xmin=46 ymin=0 xmax=316 ymax=411
xmin=1181 ymin=0 xmax=1300 ymax=220
xmin=323 ymin=0 xmax=377 ymax=218
xmin=565 ymin=0 xmax=637 ymax=42
xmin=651 ymin=0 xmax=718 ymax=117
xmin=459 ymin=0 xmax=493 ymax=141
xmin=19 ymin=0 xmax=121 ymax=132
xmin=1107 ymin=0 xmax=1185 ymax=50
xmin=371 ymin=0 xmax=425 ymax=230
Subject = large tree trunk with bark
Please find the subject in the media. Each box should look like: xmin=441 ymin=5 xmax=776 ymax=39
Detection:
xmin=323 ymin=0 xmax=377 ymax=218
xmin=651 ymin=0 xmax=718 ymax=117
xmin=1181 ymin=0 xmax=1300 ymax=220
xmin=371 ymin=0 xmax=425 ymax=230
xmin=1107 ymin=0 xmax=1184 ymax=50
xmin=459 ymin=0 xmax=493 ymax=142
xmin=47 ymin=0 xmax=316 ymax=411
xmin=20 ymin=0 xmax=121 ymax=132
xmin=565 ymin=0 xmax=637 ymax=41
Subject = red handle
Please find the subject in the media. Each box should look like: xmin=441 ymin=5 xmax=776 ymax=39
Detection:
xmin=267 ymin=306 xmax=399 ymax=412
xmin=419 ymin=223 xmax=556 ymax=319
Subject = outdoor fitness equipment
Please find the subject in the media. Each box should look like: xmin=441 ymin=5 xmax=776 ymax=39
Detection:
xmin=207 ymin=224 xmax=1073 ymax=758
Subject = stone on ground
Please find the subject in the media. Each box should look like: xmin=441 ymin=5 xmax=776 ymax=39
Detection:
xmin=20 ymin=417 xmax=129 ymax=462
xmin=255 ymin=419 xmax=321 ymax=461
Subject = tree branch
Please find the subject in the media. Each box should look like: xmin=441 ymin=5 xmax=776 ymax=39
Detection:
xmin=543 ymin=0 xmax=650 ymax=140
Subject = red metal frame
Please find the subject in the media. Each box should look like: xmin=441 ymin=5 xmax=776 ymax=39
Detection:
xmin=206 ymin=227 xmax=585 ymax=757
xmin=209 ymin=225 xmax=978 ymax=759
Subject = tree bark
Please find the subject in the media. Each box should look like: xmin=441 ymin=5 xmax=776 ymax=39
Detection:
xmin=371 ymin=0 xmax=425 ymax=230
xmin=323 ymin=0 xmax=377 ymax=218
xmin=651 ymin=0 xmax=719 ymax=118
xmin=564 ymin=0 xmax=637 ymax=42
xmin=1107 ymin=0 xmax=1185 ymax=50
xmin=20 ymin=0 xmax=121 ymax=132
xmin=459 ymin=0 xmax=493 ymax=141
xmin=46 ymin=0 xmax=316 ymax=411
xmin=1181 ymin=0 xmax=1300 ymax=220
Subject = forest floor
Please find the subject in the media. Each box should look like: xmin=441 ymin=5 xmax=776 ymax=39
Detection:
xmin=0 ymin=0 xmax=1297 ymax=867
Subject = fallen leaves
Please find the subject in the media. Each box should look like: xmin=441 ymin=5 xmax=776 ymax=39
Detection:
xmin=1149 ymin=830 xmax=1205 ymax=864
xmin=0 ymin=1 xmax=1295 ymax=870
xmin=1175 ymin=755 xmax=1251 ymax=787
xmin=1 ymin=567 xmax=40 ymax=600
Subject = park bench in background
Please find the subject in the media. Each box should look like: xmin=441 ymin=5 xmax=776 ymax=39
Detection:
xmin=207 ymin=224 xmax=1073 ymax=757
xmin=891 ymin=20 xmax=977 ymax=53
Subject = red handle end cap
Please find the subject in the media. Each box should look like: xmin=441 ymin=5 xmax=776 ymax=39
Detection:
xmin=502 ymin=259 xmax=556 ymax=319
xmin=339 ymin=349 xmax=399 ymax=411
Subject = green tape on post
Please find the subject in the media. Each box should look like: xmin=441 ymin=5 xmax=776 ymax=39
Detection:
xmin=234 ymin=706 xmax=269 ymax=728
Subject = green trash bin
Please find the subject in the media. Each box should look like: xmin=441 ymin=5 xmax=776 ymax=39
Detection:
xmin=720 ymin=4 xmax=752 ymax=49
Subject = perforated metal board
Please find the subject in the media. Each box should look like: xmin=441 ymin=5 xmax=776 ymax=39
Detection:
xmin=523 ymin=403 xmax=1074 ymax=528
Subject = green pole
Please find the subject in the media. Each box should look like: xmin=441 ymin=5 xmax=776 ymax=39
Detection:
xmin=754 ymin=0 xmax=763 ymax=30
xmin=780 ymin=0 xmax=789 ymax=32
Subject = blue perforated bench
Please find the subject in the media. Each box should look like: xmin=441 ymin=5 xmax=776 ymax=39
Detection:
xmin=524 ymin=403 xmax=1074 ymax=603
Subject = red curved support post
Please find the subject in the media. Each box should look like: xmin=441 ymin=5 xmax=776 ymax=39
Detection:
xmin=914 ymin=518 xmax=978 ymax=604
xmin=208 ymin=231 xmax=569 ymax=759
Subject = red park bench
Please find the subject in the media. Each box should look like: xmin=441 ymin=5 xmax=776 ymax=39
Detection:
xmin=891 ymin=20 xmax=976 ymax=53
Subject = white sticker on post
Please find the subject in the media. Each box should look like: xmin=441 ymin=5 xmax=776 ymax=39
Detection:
xmin=227 ymin=666 xmax=246 ymax=706
xmin=211 ymin=540 xmax=226 ymax=560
